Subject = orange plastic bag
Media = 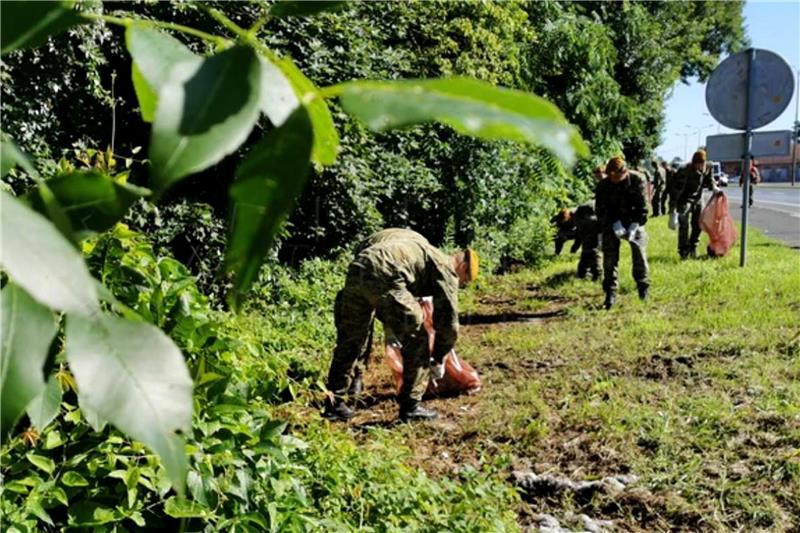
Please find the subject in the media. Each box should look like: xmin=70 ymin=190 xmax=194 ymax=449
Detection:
xmin=384 ymin=297 xmax=481 ymax=396
xmin=700 ymin=192 xmax=737 ymax=257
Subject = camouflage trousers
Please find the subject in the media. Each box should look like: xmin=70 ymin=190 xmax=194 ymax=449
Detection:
xmin=326 ymin=260 xmax=430 ymax=403
xmin=602 ymin=226 xmax=649 ymax=295
xmin=577 ymin=231 xmax=602 ymax=280
xmin=652 ymin=184 xmax=667 ymax=216
xmin=678 ymin=202 xmax=702 ymax=257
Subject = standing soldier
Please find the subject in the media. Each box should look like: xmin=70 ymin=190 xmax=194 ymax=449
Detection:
xmin=323 ymin=228 xmax=478 ymax=422
xmin=671 ymin=150 xmax=721 ymax=259
xmin=661 ymin=160 xmax=674 ymax=215
xmin=651 ymin=158 xmax=667 ymax=216
xmin=595 ymin=156 xmax=650 ymax=310
xmin=739 ymin=160 xmax=761 ymax=207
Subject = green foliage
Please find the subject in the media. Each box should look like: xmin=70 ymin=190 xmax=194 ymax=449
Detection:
xmin=0 ymin=0 xmax=84 ymax=55
xmin=26 ymin=170 xmax=150 ymax=239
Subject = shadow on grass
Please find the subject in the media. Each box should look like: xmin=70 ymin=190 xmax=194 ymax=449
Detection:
xmin=539 ymin=269 xmax=577 ymax=289
xmin=460 ymin=309 xmax=566 ymax=326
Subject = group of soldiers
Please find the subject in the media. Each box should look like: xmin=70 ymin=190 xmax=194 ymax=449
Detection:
xmin=552 ymin=149 xmax=722 ymax=309
xmin=321 ymin=150 xmax=723 ymax=423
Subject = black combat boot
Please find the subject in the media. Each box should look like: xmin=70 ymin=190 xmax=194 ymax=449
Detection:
xmin=322 ymin=396 xmax=354 ymax=421
xmin=603 ymin=292 xmax=616 ymax=310
xmin=399 ymin=400 xmax=438 ymax=422
xmin=347 ymin=372 xmax=363 ymax=397
xmin=637 ymin=283 xmax=649 ymax=301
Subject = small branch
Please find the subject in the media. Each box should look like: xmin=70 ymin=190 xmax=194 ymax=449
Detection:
xmin=201 ymin=6 xmax=249 ymax=41
xmin=247 ymin=9 xmax=271 ymax=36
xmin=80 ymin=12 xmax=230 ymax=47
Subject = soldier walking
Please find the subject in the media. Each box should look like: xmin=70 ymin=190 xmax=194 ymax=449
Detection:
xmin=595 ymin=157 xmax=650 ymax=310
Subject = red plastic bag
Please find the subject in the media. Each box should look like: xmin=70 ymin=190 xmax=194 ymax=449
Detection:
xmin=700 ymin=192 xmax=737 ymax=257
xmin=384 ymin=297 xmax=481 ymax=396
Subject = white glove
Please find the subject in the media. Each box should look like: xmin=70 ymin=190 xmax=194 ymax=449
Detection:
xmin=612 ymin=220 xmax=626 ymax=239
xmin=668 ymin=211 xmax=678 ymax=230
xmin=626 ymin=223 xmax=639 ymax=241
xmin=430 ymin=362 xmax=445 ymax=380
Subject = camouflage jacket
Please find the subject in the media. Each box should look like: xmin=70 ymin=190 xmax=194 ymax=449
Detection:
xmin=595 ymin=170 xmax=649 ymax=228
xmin=671 ymin=165 xmax=714 ymax=211
xmin=353 ymin=228 xmax=459 ymax=361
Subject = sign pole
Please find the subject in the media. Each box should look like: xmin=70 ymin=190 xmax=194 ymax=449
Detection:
xmin=740 ymin=48 xmax=756 ymax=268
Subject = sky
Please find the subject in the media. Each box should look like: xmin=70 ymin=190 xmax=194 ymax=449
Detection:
xmin=656 ymin=0 xmax=800 ymax=162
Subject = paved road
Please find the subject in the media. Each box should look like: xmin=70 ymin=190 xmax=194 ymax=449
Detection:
xmin=720 ymin=186 xmax=800 ymax=249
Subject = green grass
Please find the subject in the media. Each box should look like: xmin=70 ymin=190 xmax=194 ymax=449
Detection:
xmin=303 ymin=215 xmax=799 ymax=531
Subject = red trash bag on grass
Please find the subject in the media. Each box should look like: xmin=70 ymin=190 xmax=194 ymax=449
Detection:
xmin=700 ymin=192 xmax=737 ymax=257
xmin=384 ymin=297 xmax=481 ymax=396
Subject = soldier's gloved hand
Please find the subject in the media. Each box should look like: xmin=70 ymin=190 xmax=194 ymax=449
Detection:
xmin=626 ymin=223 xmax=640 ymax=241
xmin=712 ymin=186 xmax=723 ymax=197
xmin=430 ymin=358 xmax=445 ymax=380
xmin=612 ymin=221 xmax=626 ymax=239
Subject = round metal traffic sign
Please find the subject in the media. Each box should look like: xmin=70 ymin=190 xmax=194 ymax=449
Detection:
xmin=705 ymin=48 xmax=795 ymax=131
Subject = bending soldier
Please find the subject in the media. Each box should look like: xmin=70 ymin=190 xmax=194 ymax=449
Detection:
xmin=323 ymin=228 xmax=478 ymax=422
xmin=550 ymin=209 xmax=579 ymax=255
xmin=670 ymin=150 xmax=720 ymax=259
xmin=573 ymin=203 xmax=602 ymax=281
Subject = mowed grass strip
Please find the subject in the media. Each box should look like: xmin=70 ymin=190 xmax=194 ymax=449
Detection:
xmin=366 ymin=214 xmax=799 ymax=531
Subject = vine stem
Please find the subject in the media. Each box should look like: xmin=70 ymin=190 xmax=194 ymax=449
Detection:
xmin=80 ymin=12 xmax=230 ymax=47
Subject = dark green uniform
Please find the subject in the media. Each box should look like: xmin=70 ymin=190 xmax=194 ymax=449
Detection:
xmin=550 ymin=212 xmax=579 ymax=255
xmin=327 ymin=229 xmax=459 ymax=407
xmin=671 ymin=165 xmax=715 ymax=258
xmin=595 ymin=170 xmax=650 ymax=297
xmin=651 ymin=164 xmax=667 ymax=216
xmin=573 ymin=203 xmax=602 ymax=281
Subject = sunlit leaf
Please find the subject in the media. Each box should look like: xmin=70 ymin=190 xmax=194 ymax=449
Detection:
xmin=126 ymin=25 xmax=199 ymax=123
xmin=225 ymin=107 xmax=313 ymax=308
xmin=27 ymin=170 xmax=150 ymax=238
xmin=259 ymin=56 xmax=299 ymax=127
xmin=1 ymin=138 xmax=39 ymax=177
xmin=1 ymin=284 xmax=58 ymax=433
xmin=276 ymin=57 xmax=339 ymax=166
xmin=26 ymin=375 xmax=62 ymax=432
xmin=334 ymin=77 xmax=588 ymax=165
xmin=66 ymin=313 xmax=192 ymax=493
xmin=1 ymin=1 xmax=84 ymax=55
xmin=268 ymin=1 xmax=346 ymax=18
xmin=149 ymin=46 xmax=262 ymax=195
xmin=0 ymin=192 xmax=99 ymax=315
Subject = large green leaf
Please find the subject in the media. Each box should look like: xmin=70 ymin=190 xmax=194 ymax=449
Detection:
xmin=276 ymin=57 xmax=339 ymax=166
xmin=26 ymin=375 xmax=62 ymax=431
xmin=334 ymin=77 xmax=589 ymax=166
xmin=259 ymin=57 xmax=299 ymax=127
xmin=1 ymin=1 xmax=84 ymax=55
xmin=126 ymin=25 xmax=199 ymax=123
xmin=27 ymin=171 xmax=150 ymax=238
xmin=0 ymin=192 xmax=98 ymax=315
xmin=1 ymin=284 xmax=58 ymax=433
xmin=1 ymin=139 xmax=76 ymax=243
xmin=66 ymin=313 xmax=192 ymax=493
xmin=149 ymin=46 xmax=263 ymax=195
xmin=225 ymin=107 xmax=313 ymax=308
xmin=268 ymin=1 xmax=346 ymax=18
xmin=1 ymin=138 xmax=39 ymax=177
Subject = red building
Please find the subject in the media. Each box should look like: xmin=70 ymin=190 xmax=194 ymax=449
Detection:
xmin=720 ymin=144 xmax=800 ymax=183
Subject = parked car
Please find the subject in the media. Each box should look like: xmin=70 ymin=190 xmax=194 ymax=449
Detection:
xmin=711 ymin=161 xmax=728 ymax=187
